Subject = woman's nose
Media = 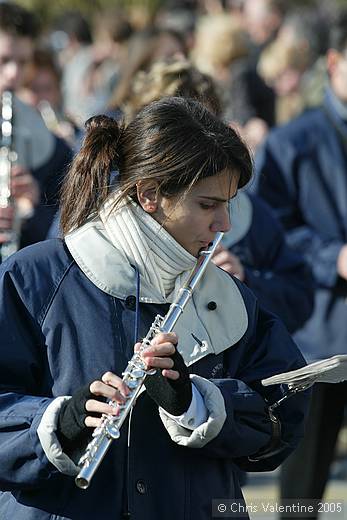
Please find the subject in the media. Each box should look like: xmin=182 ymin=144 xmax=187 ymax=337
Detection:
xmin=211 ymin=206 xmax=231 ymax=233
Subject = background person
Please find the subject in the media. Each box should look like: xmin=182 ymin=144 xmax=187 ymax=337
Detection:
xmin=0 ymin=2 xmax=72 ymax=262
xmin=254 ymin=10 xmax=347 ymax=517
xmin=18 ymin=48 xmax=77 ymax=147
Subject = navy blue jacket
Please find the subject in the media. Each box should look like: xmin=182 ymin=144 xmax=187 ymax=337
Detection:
xmin=255 ymin=95 xmax=347 ymax=361
xmin=0 ymin=239 xmax=308 ymax=519
xmin=229 ymin=194 xmax=313 ymax=333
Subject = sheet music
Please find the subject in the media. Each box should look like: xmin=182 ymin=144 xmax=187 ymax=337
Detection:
xmin=262 ymin=355 xmax=347 ymax=387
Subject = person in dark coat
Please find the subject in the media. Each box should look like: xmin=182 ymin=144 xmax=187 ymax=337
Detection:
xmin=0 ymin=2 xmax=72 ymax=263
xmin=215 ymin=191 xmax=314 ymax=334
xmin=254 ymin=11 xmax=347 ymax=517
xmin=0 ymin=97 xmax=309 ymax=520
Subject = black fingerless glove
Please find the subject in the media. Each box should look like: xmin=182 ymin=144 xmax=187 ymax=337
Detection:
xmin=143 ymin=348 xmax=192 ymax=416
xmin=57 ymin=384 xmax=100 ymax=454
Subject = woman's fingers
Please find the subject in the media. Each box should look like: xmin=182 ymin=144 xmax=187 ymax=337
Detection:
xmin=88 ymin=380 xmax=126 ymax=404
xmin=101 ymin=371 xmax=130 ymax=397
xmin=85 ymin=372 xmax=129 ymax=427
xmin=143 ymin=332 xmax=178 ymax=358
xmin=134 ymin=333 xmax=178 ymax=354
xmin=85 ymin=416 xmax=104 ymax=428
xmin=85 ymin=398 xmax=119 ymax=416
xmin=89 ymin=373 xmax=129 ymax=402
xmin=142 ymin=354 xmax=174 ymax=370
xmin=151 ymin=332 xmax=178 ymax=346
xmin=142 ymin=341 xmax=175 ymax=358
xmin=135 ymin=332 xmax=179 ymax=370
xmin=142 ymin=340 xmax=176 ymax=370
xmin=161 ymin=369 xmax=180 ymax=380
xmin=84 ymin=398 xmax=120 ymax=427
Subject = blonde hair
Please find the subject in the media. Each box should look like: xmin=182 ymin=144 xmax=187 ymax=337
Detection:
xmin=192 ymin=14 xmax=249 ymax=75
xmin=258 ymin=41 xmax=309 ymax=85
xmin=121 ymin=58 xmax=221 ymax=121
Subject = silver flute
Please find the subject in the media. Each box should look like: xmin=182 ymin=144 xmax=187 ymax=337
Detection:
xmin=75 ymin=231 xmax=223 ymax=489
xmin=0 ymin=90 xmax=19 ymax=261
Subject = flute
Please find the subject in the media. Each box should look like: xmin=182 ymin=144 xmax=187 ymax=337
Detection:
xmin=0 ymin=91 xmax=19 ymax=261
xmin=75 ymin=232 xmax=223 ymax=489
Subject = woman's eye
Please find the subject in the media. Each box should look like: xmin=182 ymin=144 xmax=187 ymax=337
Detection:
xmin=200 ymin=203 xmax=215 ymax=210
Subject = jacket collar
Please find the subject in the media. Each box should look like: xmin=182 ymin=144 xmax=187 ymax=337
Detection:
xmin=65 ymin=216 xmax=249 ymax=365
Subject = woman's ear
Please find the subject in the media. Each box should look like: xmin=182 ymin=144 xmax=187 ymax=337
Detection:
xmin=136 ymin=181 xmax=159 ymax=213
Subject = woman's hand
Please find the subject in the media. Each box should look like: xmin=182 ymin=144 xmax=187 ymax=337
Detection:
xmin=57 ymin=374 xmax=130 ymax=448
xmin=138 ymin=332 xmax=180 ymax=380
xmin=212 ymin=244 xmax=245 ymax=281
xmin=140 ymin=332 xmax=193 ymax=415
xmin=85 ymin=372 xmax=130 ymax=428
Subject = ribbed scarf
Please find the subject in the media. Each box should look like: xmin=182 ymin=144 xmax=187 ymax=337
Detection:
xmin=99 ymin=194 xmax=196 ymax=299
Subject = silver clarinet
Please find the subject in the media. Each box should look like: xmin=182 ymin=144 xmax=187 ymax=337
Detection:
xmin=75 ymin=231 xmax=223 ymax=489
xmin=0 ymin=90 xmax=19 ymax=261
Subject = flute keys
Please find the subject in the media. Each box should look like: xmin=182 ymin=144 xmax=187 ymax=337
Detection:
xmin=131 ymin=368 xmax=145 ymax=378
xmin=106 ymin=424 xmax=120 ymax=439
xmin=122 ymin=369 xmax=142 ymax=379
xmin=122 ymin=357 xmax=147 ymax=379
xmin=126 ymin=379 xmax=139 ymax=389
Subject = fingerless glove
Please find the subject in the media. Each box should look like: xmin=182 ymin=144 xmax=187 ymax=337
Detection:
xmin=57 ymin=384 xmax=102 ymax=453
xmin=144 ymin=348 xmax=192 ymax=415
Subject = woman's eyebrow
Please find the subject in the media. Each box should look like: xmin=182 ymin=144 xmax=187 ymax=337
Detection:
xmin=198 ymin=196 xmax=229 ymax=202
xmin=198 ymin=193 xmax=238 ymax=202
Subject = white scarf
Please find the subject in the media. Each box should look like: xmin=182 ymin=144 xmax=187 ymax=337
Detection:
xmin=99 ymin=194 xmax=196 ymax=301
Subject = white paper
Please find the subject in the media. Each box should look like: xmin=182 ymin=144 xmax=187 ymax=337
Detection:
xmin=261 ymin=355 xmax=347 ymax=387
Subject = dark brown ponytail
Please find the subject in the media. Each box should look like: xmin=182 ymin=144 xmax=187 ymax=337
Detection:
xmin=60 ymin=115 xmax=122 ymax=234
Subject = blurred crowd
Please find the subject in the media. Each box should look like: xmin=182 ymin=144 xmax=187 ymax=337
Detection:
xmin=11 ymin=0 xmax=338 ymax=152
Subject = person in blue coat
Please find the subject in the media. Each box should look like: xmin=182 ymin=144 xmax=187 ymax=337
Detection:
xmin=0 ymin=97 xmax=308 ymax=520
xmin=214 ymin=191 xmax=314 ymax=334
xmin=254 ymin=11 xmax=347 ymax=517
xmin=213 ymin=192 xmax=314 ymax=489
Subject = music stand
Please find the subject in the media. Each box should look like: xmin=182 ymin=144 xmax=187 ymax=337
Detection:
xmin=261 ymin=355 xmax=347 ymax=411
